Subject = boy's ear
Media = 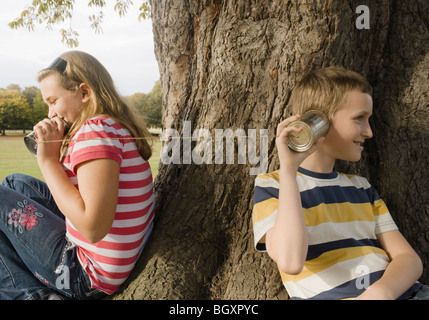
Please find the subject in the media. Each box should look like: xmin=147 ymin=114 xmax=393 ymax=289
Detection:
xmin=79 ymin=83 xmax=91 ymax=104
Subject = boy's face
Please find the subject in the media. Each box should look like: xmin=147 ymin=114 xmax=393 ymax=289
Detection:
xmin=322 ymin=91 xmax=373 ymax=162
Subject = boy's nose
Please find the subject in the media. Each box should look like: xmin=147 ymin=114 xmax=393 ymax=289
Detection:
xmin=363 ymin=123 xmax=373 ymax=139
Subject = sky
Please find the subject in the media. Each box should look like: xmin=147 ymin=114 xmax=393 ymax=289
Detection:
xmin=0 ymin=1 xmax=160 ymax=96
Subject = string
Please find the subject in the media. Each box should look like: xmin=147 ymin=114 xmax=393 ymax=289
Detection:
xmin=35 ymin=134 xmax=272 ymax=145
xmin=37 ymin=137 xmax=158 ymax=144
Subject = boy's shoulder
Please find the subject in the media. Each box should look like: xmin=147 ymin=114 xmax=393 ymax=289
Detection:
xmin=256 ymin=169 xmax=372 ymax=190
xmin=256 ymin=170 xmax=280 ymax=182
xmin=336 ymin=171 xmax=372 ymax=189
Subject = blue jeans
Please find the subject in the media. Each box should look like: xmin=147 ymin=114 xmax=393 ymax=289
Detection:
xmin=409 ymin=285 xmax=429 ymax=300
xmin=0 ymin=173 xmax=105 ymax=300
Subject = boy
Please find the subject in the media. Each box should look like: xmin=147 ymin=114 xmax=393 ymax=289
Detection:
xmin=252 ymin=66 xmax=425 ymax=300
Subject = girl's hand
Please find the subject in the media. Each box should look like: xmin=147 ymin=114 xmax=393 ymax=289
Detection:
xmin=34 ymin=117 xmax=66 ymax=161
xmin=276 ymin=115 xmax=325 ymax=171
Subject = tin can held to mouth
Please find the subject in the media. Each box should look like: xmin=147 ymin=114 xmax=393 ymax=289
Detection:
xmin=24 ymin=118 xmax=69 ymax=156
xmin=286 ymin=110 xmax=330 ymax=152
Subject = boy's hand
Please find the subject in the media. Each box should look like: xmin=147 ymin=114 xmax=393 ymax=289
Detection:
xmin=276 ymin=115 xmax=325 ymax=171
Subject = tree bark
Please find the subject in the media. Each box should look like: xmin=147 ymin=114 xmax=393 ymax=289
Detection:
xmin=113 ymin=0 xmax=429 ymax=299
xmin=364 ymin=1 xmax=429 ymax=278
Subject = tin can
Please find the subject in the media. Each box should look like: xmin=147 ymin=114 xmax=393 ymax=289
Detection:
xmin=24 ymin=118 xmax=69 ymax=156
xmin=286 ymin=110 xmax=329 ymax=152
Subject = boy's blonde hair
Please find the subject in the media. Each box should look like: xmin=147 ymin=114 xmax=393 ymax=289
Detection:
xmin=37 ymin=51 xmax=152 ymax=160
xmin=290 ymin=66 xmax=373 ymax=120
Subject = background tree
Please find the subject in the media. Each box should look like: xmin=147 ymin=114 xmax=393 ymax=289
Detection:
xmin=0 ymin=86 xmax=48 ymax=133
xmin=22 ymin=86 xmax=41 ymax=132
xmin=11 ymin=0 xmax=429 ymax=299
xmin=0 ymin=89 xmax=30 ymax=135
xmin=6 ymin=84 xmax=22 ymax=92
xmin=125 ymin=81 xmax=162 ymax=128
xmin=9 ymin=0 xmax=151 ymax=47
xmin=31 ymin=90 xmax=49 ymax=126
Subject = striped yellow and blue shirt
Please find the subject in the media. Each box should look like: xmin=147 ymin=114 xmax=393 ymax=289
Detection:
xmin=252 ymin=167 xmax=420 ymax=299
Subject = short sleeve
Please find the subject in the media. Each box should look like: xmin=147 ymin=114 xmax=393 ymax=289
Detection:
xmin=368 ymin=186 xmax=398 ymax=235
xmin=252 ymin=172 xmax=280 ymax=251
xmin=69 ymin=118 xmax=124 ymax=174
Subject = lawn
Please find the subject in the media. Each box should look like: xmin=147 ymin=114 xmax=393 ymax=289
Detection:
xmin=0 ymin=134 xmax=44 ymax=181
xmin=0 ymin=133 xmax=162 ymax=182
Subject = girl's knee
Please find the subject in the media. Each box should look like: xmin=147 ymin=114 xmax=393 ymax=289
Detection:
xmin=2 ymin=173 xmax=19 ymax=187
xmin=1 ymin=174 xmax=35 ymax=193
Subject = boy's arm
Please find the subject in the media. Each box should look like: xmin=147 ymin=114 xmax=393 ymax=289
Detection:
xmin=265 ymin=115 xmax=324 ymax=275
xmin=356 ymin=230 xmax=423 ymax=300
xmin=265 ymin=167 xmax=308 ymax=274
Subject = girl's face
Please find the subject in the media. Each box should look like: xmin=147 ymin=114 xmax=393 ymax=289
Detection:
xmin=322 ymin=91 xmax=373 ymax=162
xmin=39 ymin=73 xmax=86 ymax=124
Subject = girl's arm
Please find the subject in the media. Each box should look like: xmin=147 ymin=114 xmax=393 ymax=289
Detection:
xmin=39 ymin=158 xmax=119 ymax=243
xmin=35 ymin=117 xmax=119 ymax=243
xmin=356 ymin=230 xmax=423 ymax=300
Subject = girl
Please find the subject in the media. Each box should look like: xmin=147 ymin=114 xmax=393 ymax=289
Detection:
xmin=0 ymin=51 xmax=155 ymax=299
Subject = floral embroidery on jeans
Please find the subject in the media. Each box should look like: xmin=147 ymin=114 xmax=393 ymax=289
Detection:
xmin=24 ymin=204 xmax=37 ymax=215
xmin=7 ymin=200 xmax=43 ymax=233
xmin=7 ymin=208 xmax=22 ymax=227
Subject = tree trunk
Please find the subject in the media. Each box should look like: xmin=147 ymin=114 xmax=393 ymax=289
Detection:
xmin=113 ymin=0 xmax=429 ymax=300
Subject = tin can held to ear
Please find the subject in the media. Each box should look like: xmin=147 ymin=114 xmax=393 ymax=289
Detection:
xmin=286 ymin=110 xmax=330 ymax=152
xmin=24 ymin=118 xmax=69 ymax=156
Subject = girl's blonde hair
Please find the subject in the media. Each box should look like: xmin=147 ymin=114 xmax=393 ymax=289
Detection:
xmin=37 ymin=50 xmax=152 ymax=160
xmin=290 ymin=66 xmax=373 ymax=120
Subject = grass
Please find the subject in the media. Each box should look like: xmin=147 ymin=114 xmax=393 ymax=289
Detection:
xmin=0 ymin=133 xmax=162 ymax=182
xmin=148 ymin=136 xmax=161 ymax=176
xmin=0 ymin=134 xmax=44 ymax=181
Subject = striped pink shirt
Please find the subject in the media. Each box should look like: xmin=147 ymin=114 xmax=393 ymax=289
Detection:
xmin=61 ymin=116 xmax=154 ymax=294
